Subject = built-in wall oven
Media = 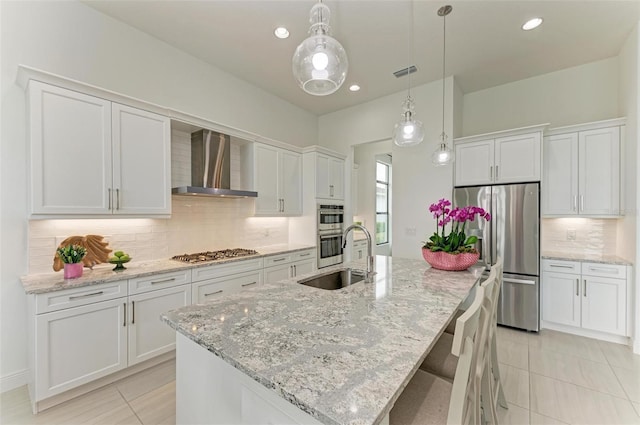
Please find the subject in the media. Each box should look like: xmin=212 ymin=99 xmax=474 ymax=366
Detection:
xmin=317 ymin=204 xmax=344 ymax=268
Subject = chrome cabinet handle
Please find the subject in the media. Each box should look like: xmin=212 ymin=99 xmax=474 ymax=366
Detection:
xmin=299 ymin=252 xmax=311 ymax=257
xmin=549 ymin=264 xmax=573 ymax=269
xmin=583 ymin=279 xmax=587 ymax=297
xmin=293 ymin=265 xmax=297 ymax=276
xmin=241 ymin=281 xmax=257 ymax=287
xmin=108 ymin=188 xmax=112 ymax=210
xmin=69 ymin=291 xmax=104 ymax=300
xmin=329 ymin=185 xmax=334 ymax=197
xmin=204 ymin=290 xmax=223 ymax=297
xmin=573 ymin=195 xmax=578 ymax=212
xmin=116 ymin=188 xmax=120 ymax=210
xmin=132 ymin=300 xmax=135 ymax=324
xmin=580 ymin=195 xmax=584 ymax=212
xmin=123 ymin=303 xmax=126 ymax=327
xmin=151 ymin=277 xmax=176 ymax=285
xmin=272 ymin=257 xmax=286 ymax=262
xmin=576 ymin=278 xmax=579 ymax=296
xmin=495 ymin=165 xmax=499 ymax=180
xmin=490 ymin=166 xmax=493 ymax=180
xmin=589 ymin=267 xmax=618 ymax=274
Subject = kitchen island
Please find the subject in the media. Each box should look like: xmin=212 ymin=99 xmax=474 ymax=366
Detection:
xmin=161 ymin=256 xmax=479 ymax=425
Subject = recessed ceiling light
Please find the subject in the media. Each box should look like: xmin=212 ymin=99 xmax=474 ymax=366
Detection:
xmin=349 ymin=84 xmax=360 ymax=92
xmin=274 ymin=27 xmax=289 ymax=39
xmin=522 ymin=17 xmax=543 ymax=31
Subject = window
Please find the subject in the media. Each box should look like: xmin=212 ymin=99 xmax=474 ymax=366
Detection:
xmin=376 ymin=161 xmax=389 ymax=245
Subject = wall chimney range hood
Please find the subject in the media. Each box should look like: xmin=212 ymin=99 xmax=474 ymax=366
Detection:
xmin=171 ymin=129 xmax=257 ymax=198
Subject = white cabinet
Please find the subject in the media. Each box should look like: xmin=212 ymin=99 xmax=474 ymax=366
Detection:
xmin=315 ymin=153 xmax=344 ymax=200
xmin=254 ymin=144 xmax=302 ymax=215
xmin=543 ymin=120 xmax=623 ymax=217
xmin=541 ymin=259 xmax=628 ymax=338
xmin=352 ymin=239 xmax=368 ymax=261
xmin=191 ymin=257 xmax=264 ymax=304
xmin=263 ymin=249 xmax=316 ymax=284
xmin=28 ymin=81 xmax=171 ymax=216
xmin=454 ymin=127 xmax=543 ymax=186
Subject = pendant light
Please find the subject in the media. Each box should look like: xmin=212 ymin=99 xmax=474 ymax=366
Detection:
xmin=392 ymin=1 xmax=424 ymax=147
xmin=292 ymin=0 xmax=348 ymax=96
xmin=431 ymin=5 xmax=453 ymax=166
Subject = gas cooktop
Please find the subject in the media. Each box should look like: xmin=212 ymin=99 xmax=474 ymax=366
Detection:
xmin=171 ymin=248 xmax=259 ymax=264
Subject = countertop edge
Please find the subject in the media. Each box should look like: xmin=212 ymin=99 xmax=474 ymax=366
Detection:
xmin=541 ymin=253 xmax=633 ymax=266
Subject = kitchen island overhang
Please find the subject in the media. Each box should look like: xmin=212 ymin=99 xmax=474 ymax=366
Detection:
xmin=162 ymin=256 xmax=479 ymax=425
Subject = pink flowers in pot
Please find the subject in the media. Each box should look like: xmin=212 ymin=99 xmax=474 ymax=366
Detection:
xmin=424 ymin=198 xmax=491 ymax=254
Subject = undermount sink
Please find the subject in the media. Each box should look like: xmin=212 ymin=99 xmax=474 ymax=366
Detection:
xmin=298 ymin=268 xmax=365 ymax=290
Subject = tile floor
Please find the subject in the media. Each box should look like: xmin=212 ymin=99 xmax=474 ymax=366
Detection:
xmin=1 ymin=328 xmax=639 ymax=424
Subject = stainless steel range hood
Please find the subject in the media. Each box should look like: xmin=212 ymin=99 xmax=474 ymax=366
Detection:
xmin=172 ymin=129 xmax=257 ymax=198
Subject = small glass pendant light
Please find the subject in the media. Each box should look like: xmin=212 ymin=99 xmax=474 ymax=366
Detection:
xmin=432 ymin=5 xmax=454 ymax=166
xmin=393 ymin=2 xmax=424 ymax=147
xmin=292 ymin=1 xmax=348 ymax=96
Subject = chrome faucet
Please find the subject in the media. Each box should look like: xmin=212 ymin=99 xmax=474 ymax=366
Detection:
xmin=342 ymin=224 xmax=375 ymax=282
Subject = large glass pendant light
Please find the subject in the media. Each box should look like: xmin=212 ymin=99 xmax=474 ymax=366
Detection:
xmin=292 ymin=0 xmax=348 ymax=96
xmin=393 ymin=2 xmax=424 ymax=147
xmin=432 ymin=5 xmax=453 ymax=166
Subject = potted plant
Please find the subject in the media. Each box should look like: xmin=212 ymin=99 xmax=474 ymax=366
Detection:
xmin=57 ymin=244 xmax=87 ymax=279
xmin=422 ymin=198 xmax=491 ymax=271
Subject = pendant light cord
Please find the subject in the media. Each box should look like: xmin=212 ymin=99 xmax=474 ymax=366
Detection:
xmin=408 ymin=1 xmax=413 ymax=98
xmin=441 ymin=9 xmax=446 ymax=141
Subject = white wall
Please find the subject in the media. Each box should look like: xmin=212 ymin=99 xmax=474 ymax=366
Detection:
xmin=462 ymin=57 xmax=620 ymax=136
xmin=0 ymin=0 xmax=317 ymax=390
xmin=319 ymin=77 xmax=456 ymax=260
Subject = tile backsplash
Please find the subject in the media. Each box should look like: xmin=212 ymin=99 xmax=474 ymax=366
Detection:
xmin=541 ymin=217 xmax=617 ymax=255
xmin=28 ymin=196 xmax=288 ymax=274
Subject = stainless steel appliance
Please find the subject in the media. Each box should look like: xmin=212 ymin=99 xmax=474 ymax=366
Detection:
xmin=171 ymin=248 xmax=259 ymax=263
xmin=317 ymin=204 xmax=344 ymax=268
xmin=453 ymin=183 xmax=540 ymax=331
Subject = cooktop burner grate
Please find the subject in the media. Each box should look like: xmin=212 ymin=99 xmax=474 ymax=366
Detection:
xmin=171 ymin=248 xmax=259 ymax=263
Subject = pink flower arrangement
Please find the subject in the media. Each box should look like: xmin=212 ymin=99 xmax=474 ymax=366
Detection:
xmin=424 ymin=198 xmax=491 ymax=254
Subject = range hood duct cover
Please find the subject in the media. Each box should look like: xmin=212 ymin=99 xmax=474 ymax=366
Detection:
xmin=172 ymin=129 xmax=257 ymax=198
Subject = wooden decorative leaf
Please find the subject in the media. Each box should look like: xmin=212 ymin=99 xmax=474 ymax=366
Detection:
xmin=53 ymin=235 xmax=112 ymax=272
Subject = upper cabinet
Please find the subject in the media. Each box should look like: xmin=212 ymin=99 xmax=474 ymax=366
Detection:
xmin=454 ymin=125 xmax=545 ymax=187
xmin=542 ymin=119 xmax=624 ymax=217
xmin=313 ymin=152 xmax=345 ymax=200
xmin=28 ymin=81 xmax=171 ymax=217
xmin=253 ymin=143 xmax=302 ymax=216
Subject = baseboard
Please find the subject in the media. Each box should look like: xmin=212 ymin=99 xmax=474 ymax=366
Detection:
xmin=541 ymin=321 xmax=631 ymax=346
xmin=0 ymin=369 xmax=29 ymax=393
xmin=633 ymin=337 xmax=640 ymax=355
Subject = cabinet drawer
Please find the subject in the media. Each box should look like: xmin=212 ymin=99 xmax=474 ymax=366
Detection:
xmin=263 ymin=254 xmax=293 ymax=267
xmin=353 ymin=240 xmax=367 ymax=249
xmin=292 ymin=249 xmax=315 ymax=262
xmin=542 ymin=259 xmax=581 ymax=274
xmin=581 ymin=263 xmax=626 ymax=279
xmin=35 ymin=280 xmax=128 ymax=314
xmin=192 ymin=258 xmax=263 ymax=283
xmin=128 ymin=270 xmax=191 ymax=295
xmin=192 ymin=270 xmax=263 ymax=304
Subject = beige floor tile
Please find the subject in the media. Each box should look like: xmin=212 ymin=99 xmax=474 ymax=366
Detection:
xmin=633 ymin=401 xmax=640 ymax=418
xmin=528 ymin=329 xmax=607 ymax=363
xmin=612 ymin=366 xmax=640 ymax=403
xmin=530 ymin=411 xmax=569 ymax=424
xmin=0 ymin=385 xmax=35 ymax=425
xmin=496 ymin=402 xmax=529 ymax=425
xmin=116 ymin=358 xmax=176 ymax=402
xmin=497 ymin=338 xmax=529 ymax=370
xmin=129 ymin=381 xmax=176 ymax=425
xmin=529 ymin=347 xmax=627 ymax=398
xmin=497 ymin=325 xmax=530 ymax=345
xmin=530 ymin=373 xmax=639 ymax=424
xmin=599 ymin=340 xmax=640 ymax=373
xmin=500 ymin=362 xmax=530 ymax=409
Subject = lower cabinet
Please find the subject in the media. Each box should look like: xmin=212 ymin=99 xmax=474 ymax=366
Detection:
xmin=541 ymin=259 xmax=628 ymax=338
xmin=352 ymin=239 xmax=368 ymax=260
xmin=192 ymin=270 xmax=263 ymax=304
xmin=263 ymin=249 xmax=316 ymax=284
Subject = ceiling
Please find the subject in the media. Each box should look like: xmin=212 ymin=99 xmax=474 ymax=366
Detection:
xmin=84 ymin=1 xmax=640 ymax=116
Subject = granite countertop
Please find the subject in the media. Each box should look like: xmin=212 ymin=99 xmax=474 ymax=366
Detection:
xmin=542 ymin=251 xmax=633 ymax=266
xmin=161 ymin=256 xmax=478 ymax=425
xmin=21 ymin=244 xmax=316 ymax=295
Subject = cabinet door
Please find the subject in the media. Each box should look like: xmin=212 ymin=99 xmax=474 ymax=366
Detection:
xmin=35 ymin=298 xmax=127 ymax=399
xmin=280 ymin=150 xmax=302 ymax=214
xmin=292 ymin=258 xmax=315 ymax=277
xmin=254 ymin=144 xmax=281 ymax=214
xmin=315 ymin=154 xmax=331 ymax=198
xmin=264 ymin=264 xmax=292 ymax=284
xmin=578 ymin=127 xmax=620 ymax=216
xmin=542 ymin=134 xmax=579 ymax=215
xmin=581 ymin=276 xmax=626 ymax=336
xmin=29 ymin=81 xmax=112 ymax=215
xmin=193 ymin=270 xmax=263 ymax=303
xmin=112 ymin=104 xmax=171 ymax=215
xmin=329 ymin=157 xmax=345 ymax=200
xmin=454 ymin=140 xmax=494 ymax=186
xmin=128 ymin=284 xmax=191 ymax=366
xmin=495 ymin=132 xmax=541 ymax=183
xmin=541 ymin=272 xmax=580 ymax=328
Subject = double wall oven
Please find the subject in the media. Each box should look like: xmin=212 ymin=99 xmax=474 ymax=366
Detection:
xmin=317 ymin=204 xmax=344 ymax=268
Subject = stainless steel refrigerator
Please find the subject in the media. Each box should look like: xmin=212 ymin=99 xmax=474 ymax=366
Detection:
xmin=453 ymin=183 xmax=540 ymax=331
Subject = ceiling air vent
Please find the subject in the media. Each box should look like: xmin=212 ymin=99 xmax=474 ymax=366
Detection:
xmin=393 ymin=65 xmax=417 ymax=78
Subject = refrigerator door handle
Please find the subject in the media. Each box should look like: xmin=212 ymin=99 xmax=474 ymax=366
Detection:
xmin=491 ymin=189 xmax=498 ymax=265
xmin=503 ymin=277 xmax=536 ymax=286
